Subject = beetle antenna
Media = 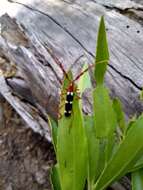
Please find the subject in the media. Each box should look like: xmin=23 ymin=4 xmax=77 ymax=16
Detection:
xmin=47 ymin=48 xmax=70 ymax=82
xmin=73 ymin=59 xmax=109 ymax=82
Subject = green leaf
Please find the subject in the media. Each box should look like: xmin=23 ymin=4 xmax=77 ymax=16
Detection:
xmin=50 ymin=165 xmax=62 ymax=190
xmin=94 ymin=16 xmax=109 ymax=85
xmin=93 ymin=115 xmax=143 ymax=190
xmin=57 ymin=73 xmax=87 ymax=190
xmin=48 ymin=116 xmax=58 ymax=153
xmin=132 ymin=169 xmax=143 ymax=190
xmin=113 ymin=98 xmax=126 ymax=136
xmin=78 ymin=63 xmax=92 ymax=95
xmin=127 ymin=116 xmax=137 ymax=133
xmin=93 ymin=85 xmax=117 ymax=169
xmin=139 ymin=89 xmax=143 ymax=101
xmin=129 ymin=155 xmax=143 ymax=173
xmin=84 ymin=116 xmax=100 ymax=188
xmin=85 ymin=116 xmax=116 ymax=189
xmin=93 ymin=85 xmax=116 ymax=138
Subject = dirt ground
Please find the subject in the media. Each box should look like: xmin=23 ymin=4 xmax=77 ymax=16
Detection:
xmin=0 ymin=101 xmax=55 ymax=190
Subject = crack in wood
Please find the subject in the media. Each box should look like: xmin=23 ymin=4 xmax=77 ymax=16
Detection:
xmin=109 ymin=64 xmax=142 ymax=90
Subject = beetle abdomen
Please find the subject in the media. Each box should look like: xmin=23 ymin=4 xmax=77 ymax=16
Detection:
xmin=64 ymin=92 xmax=74 ymax=117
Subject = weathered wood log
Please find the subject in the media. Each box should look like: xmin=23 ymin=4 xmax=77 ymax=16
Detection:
xmin=6 ymin=1 xmax=143 ymax=116
xmin=0 ymin=0 xmax=143 ymax=142
xmin=0 ymin=0 xmax=143 ymax=119
xmin=0 ymin=0 xmax=143 ymax=189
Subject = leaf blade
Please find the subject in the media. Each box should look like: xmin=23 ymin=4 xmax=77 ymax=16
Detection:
xmin=57 ymin=74 xmax=87 ymax=190
xmin=93 ymin=85 xmax=116 ymax=138
xmin=50 ymin=165 xmax=62 ymax=190
xmin=84 ymin=116 xmax=100 ymax=188
xmin=132 ymin=169 xmax=143 ymax=190
xmin=94 ymin=116 xmax=143 ymax=190
xmin=94 ymin=16 xmax=109 ymax=85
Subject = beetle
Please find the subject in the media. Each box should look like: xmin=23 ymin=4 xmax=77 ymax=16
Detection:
xmin=47 ymin=48 xmax=94 ymax=118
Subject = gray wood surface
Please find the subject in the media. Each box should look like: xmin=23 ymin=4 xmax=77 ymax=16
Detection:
xmin=0 ymin=0 xmax=143 ymax=141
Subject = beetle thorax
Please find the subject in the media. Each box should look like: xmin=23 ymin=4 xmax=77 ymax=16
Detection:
xmin=68 ymin=83 xmax=74 ymax=92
